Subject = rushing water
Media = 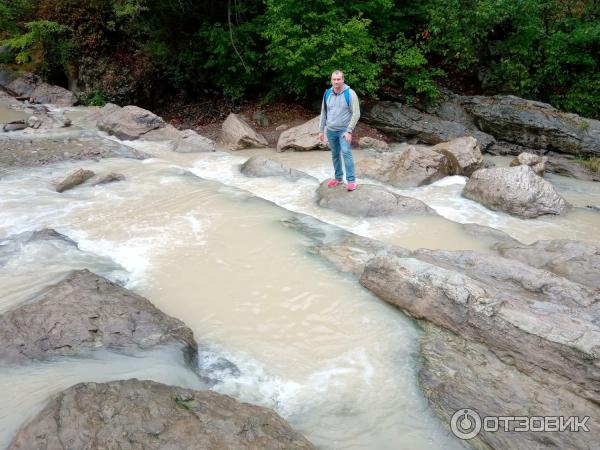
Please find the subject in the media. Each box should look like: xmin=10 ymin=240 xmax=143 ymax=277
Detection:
xmin=1 ymin=102 xmax=599 ymax=449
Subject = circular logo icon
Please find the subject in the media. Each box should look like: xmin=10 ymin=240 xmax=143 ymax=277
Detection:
xmin=450 ymin=408 xmax=482 ymax=440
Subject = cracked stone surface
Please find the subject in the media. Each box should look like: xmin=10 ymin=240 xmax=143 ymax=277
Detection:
xmin=0 ymin=270 xmax=198 ymax=366
xmin=8 ymin=379 xmax=315 ymax=450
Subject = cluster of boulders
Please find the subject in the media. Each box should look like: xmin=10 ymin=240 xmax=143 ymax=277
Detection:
xmin=0 ymin=231 xmax=315 ymax=449
xmin=286 ymin=214 xmax=600 ymax=450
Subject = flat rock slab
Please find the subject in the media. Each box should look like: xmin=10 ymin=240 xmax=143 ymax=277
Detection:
xmin=316 ymin=180 xmax=435 ymax=217
xmin=419 ymin=324 xmax=600 ymax=450
xmin=241 ymin=155 xmax=316 ymax=181
xmin=361 ymin=252 xmax=600 ymax=403
xmin=97 ymin=104 xmax=166 ymax=140
xmin=9 ymin=379 xmax=315 ymax=450
xmin=356 ymin=146 xmax=452 ymax=187
xmin=0 ymin=269 xmax=198 ymax=365
xmin=364 ymin=101 xmax=496 ymax=150
xmin=496 ymin=239 xmax=600 ymax=291
xmin=462 ymin=95 xmax=600 ymax=157
xmin=463 ymin=165 xmax=569 ymax=218
xmin=0 ymin=131 xmax=148 ymax=168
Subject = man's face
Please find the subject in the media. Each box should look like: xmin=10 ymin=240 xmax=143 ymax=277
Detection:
xmin=331 ymin=74 xmax=344 ymax=91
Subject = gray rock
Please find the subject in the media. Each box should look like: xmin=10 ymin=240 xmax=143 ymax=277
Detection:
xmin=240 ymin=155 xmax=315 ymax=181
xmin=316 ymin=180 xmax=435 ymax=217
xmin=9 ymin=379 xmax=315 ymax=450
xmin=6 ymin=73 xmax=39 ymax=98
xmin=97 ymin=104 xmax=166 ymax=140
xmin=2 ymin=121 xmax=27 ymax=132
xmin=0 ymin=229 xmax=78 ymax=266
xmin=462 ymin=95 xmax=600 ymax=157
xmin=30 ymin=83 xmax=77 ymax=107
xmin=0 ymin=270 xmax=198 ymax=365
xmin=510 ymin=151 xmax=548 ymax=176
xmin=358 ymin=136 xmax=389 ymax=151
xmin=419 ymin=324 xmax=600 ymax=450
xmin=219 ymin=113 xmax=268 ymax=150
xmin=90 ymin=172 xmax=126 ymax=186
xmin=462 ymin=165 xmax=569 ymax=218
xmin=276 ymin=116 xmax=327 ymax=152
xmin=55 ymin=168 xmax=95 ymax=193
xmin=460 ymin=223 xmax=522 ymax=247
xmin=174 ymin=129 xmax=216 ymax=153
xmin=431 ymin=136 xmax=484 ymax=176
xmin=496 ymin=239 xmax=600 ymax=291
xmin=0 ymin=130 xmax=148 ymax=167
xmin=26 ymin=116 xmax=42 ymax=129
xmin=364 ymin=101 xmax=496 ymax=150
xmin=360 ymin=251 xmax=600 ymax=403
xmin=356 ymin=146 xmax=453 ymax=187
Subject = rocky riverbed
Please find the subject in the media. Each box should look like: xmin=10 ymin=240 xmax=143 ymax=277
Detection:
xmin=1 ymin=75 xmax=599 ymax=449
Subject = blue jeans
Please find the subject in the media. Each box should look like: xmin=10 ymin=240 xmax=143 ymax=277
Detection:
xmin=326 ymin=129 xmax=355 ymax=182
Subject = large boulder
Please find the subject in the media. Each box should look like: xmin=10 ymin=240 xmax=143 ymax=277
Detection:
xmin=364 ymin=101 xmax=496 ymax=150
xmin=463 ymin=165 xmax=569 ymax=218
xmin=174 ymin=129 xmax=216 ymax=153
xmin=461 ymin=95 xmax=600 ymax=157
xmin=55 ymin=168 xmax=95 ymax=193
xmin=0 ymin=270 xmax=198 ymax=365
xmin=276 ymin=116 xmax=327 ymax=152
xmin=431 ymin=136 xmax=483 ymax=176
xmin=6 ymin=73 xmax=39 ymax=98
xmin=240 ymin=155 xmax=315 ymax=181
xmin=219 ymin=113 xmax=268 ymax=150
xmin=316 ymin=180 xmax=435 ymax=217
xmin=496 ymin=239 xmax=600 ymax=291
xmin=30 ymin=83 xmax=77 ymax=107
xmin=356 ymin=146 xmax=452 ymax=187
xmin=9 ymin=379 xmax=315 ymax=450
xmin=510 ymin=151 xmax=548 ymax=176
xmin=97 ymin=104 xmax=166 ymax=140
xmin=6 ymin=73 xmax=76 ymax=106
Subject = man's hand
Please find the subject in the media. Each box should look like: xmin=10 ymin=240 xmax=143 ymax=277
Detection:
xmin=343 ymin=132 xmax=352 ymax=144
xmin=318 ymin=132 xmax=325 ymax=143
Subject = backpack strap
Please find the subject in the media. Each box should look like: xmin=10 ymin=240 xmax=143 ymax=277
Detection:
xmin=323 ymin=87 xmax=351 ymax=111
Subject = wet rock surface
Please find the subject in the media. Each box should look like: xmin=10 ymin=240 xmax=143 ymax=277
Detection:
xmin=97 ymin=104 xmax=166 ymax=140
xmin=364 ymin=101 xmax=496 ymax=150
xmin=0 ymin=130 xmax=148 ymax=168
xmin=356 ymin=146 xmax=453 ymax=187
xmin=241 ymin=155 xmax=316 ymax=181
xmin=288 ymin=214 xmax=600 ymax=449
xmin=9 ymin=379 xmax=315 ymax=450
xmin=0 ymin=270 xmax=198 ymax=365
xmin=55 ymin=168 xmax=95 ymax=193
xmin=463 ymin=165 xmax=570 ymax=218
xmin=419 ymin=324 xmax=599 ymax=450
xmin=316 ymin=180 xmax=435 ymax=217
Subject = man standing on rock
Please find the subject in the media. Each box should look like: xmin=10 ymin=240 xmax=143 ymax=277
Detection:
xmin=318 ymin=70 xmax=360 ymax=191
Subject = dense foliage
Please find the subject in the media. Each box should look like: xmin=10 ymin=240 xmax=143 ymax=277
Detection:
xmin=1 ymin=0 xmax=598 ymax=118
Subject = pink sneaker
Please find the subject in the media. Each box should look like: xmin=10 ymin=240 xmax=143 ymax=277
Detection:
xmin=327 ymin=179 xmax=342 ymax=187
xmin=347 ymin=182 xmax=357 ymax=191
